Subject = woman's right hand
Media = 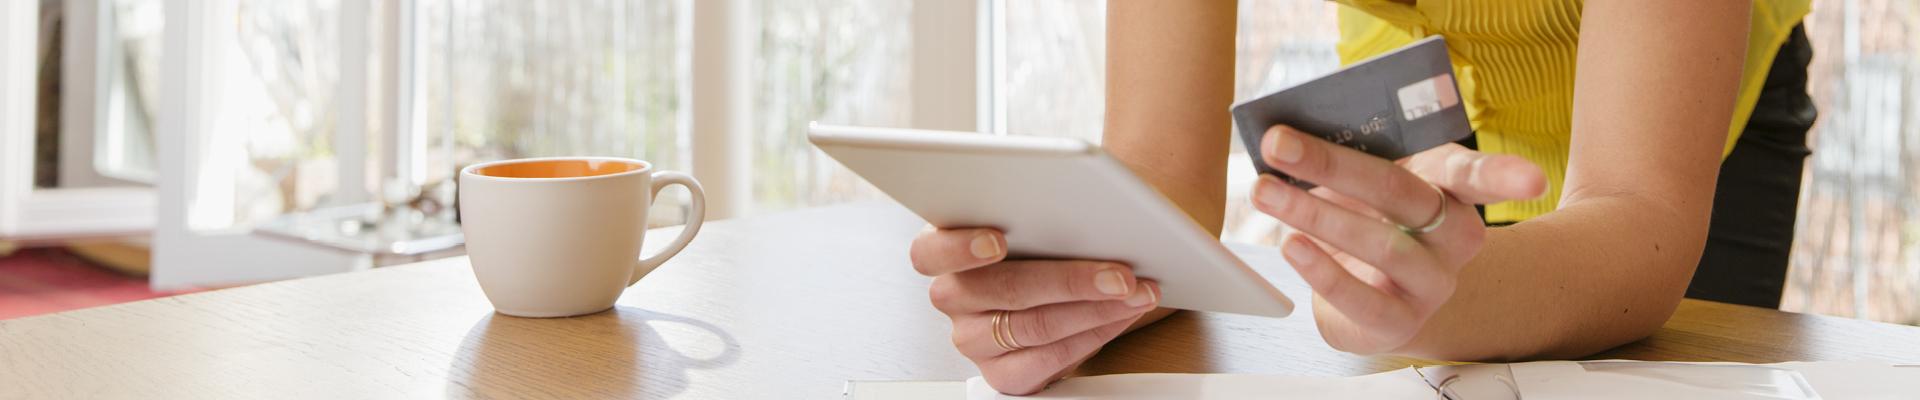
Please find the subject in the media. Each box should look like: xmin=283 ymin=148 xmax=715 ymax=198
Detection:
xmin=910 ymin=227 xmax=1161 ymax=395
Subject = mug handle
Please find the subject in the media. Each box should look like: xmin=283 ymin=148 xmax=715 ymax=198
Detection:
xmin=631 ymin=171 xmax=706 ymax=285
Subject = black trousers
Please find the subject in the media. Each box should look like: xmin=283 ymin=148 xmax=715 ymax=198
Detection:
xmin=1686 ymin=25 xmax=1817 ymax=308
xmin=1466 ymin=25 xmax=1816 ymax=309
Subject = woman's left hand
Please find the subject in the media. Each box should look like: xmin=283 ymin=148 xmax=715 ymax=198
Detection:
xmin=1251 ymin=125 xmax=1546 ymax=354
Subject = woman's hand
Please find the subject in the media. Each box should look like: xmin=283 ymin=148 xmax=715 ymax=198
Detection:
xmin=910 ymin=228 xmax=1161 ymax=395
xmin=1252 ymin=125 xmax=1546 ymax=354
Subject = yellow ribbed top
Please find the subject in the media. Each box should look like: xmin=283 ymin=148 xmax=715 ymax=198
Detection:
xmin=1334 ymin=0 xmax=1811 ymax=223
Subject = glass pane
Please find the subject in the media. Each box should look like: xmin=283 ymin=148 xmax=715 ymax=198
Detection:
xmin=187 ymin=0 xmax=346 ymax=231
xmin=1000 ymin=1 xmax=1104 ymax=141
xmin=1783 ymin=0 xmax=1920 ymax=323
xmin=997 ymin=0 xmax=1341 ymax=243
xmin=29 ymin=0 xmax=161 ymax=190
xmin=97 ymin=0 xmax=162 ymax=183
xmin=1234 ymin=0 xmax=1341 ymax=105
xmin=752 ymin=0 xmax=908 ymax=212
xmin=420 ymin=0 xmax=686 ymax=226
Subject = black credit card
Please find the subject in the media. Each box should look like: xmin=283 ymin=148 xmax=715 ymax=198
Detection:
xmin=1231 ymin=36 xmax=1471 ymax=188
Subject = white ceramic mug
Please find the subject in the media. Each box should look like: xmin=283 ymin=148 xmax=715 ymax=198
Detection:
xmin=458 ymin=157 xmax=705 ymax=318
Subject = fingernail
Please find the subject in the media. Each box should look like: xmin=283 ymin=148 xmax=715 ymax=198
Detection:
xmin=1124 ymin=282 xmax=1156 ymax=307
xmin=1095 ymin=269 xmax=1130 ymax=297
xmin=969 ymin=232 xmax=1002 ymax=260
xmin=1256 ymin=176 xmax=1291 ymax=210
xmin=1264 ymin=128 xmax=1303 ymax=164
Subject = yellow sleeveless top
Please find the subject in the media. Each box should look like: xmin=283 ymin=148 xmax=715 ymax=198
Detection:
xmin=1335 ymin=0 xmax=1811 ymax=223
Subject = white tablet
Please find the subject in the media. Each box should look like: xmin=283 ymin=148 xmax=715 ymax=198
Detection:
xmin=809 ymin=124 xmax=1294 ymax=318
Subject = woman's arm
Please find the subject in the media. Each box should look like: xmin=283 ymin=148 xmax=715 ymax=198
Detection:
xmin=1104 ymin=0 xmax=1239 ymax=332
xmin=1105 ymin=0 xmax=1237 ymax=235
xmin=1393 ymin=0 xmax=1753 ymax=359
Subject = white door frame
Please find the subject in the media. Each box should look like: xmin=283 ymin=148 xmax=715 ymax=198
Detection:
xmin=909 ymin=0 xmax=983 ymax=133
xmin=686 ymin=0 xmax=755 ymax=220
xmin=0 ymin=0 xmax=155 ymax=241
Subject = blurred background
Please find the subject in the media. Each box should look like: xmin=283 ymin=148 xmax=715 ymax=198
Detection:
xmin=2 ymin=0 xmax=1916 ymax=326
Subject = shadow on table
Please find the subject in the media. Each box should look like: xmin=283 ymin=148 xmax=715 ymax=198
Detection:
xmin=444 ymin=306 xmax=741 ymax=399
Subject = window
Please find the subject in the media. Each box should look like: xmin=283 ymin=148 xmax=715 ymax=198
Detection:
xmin=1784 ymin=0 xmax=1920 ymax=324
xmin=751 ymin=0 xmax=908 ymax=213
xmin=994 ymin=0 xmax=1342 ymax=243
xmin=194 ymin=0 xmax=348 ymax=230
xmin=94 ymin=0 xmax=162 ymax=184
xmin=0 ymin=0 xmax=158 ymax=240
xmin=996 ymin=1 xmax=1104 ymax=140
xmin=40 ymin=0 xmax=165 ymax=189
xmin=417 ymin=0 xmax=907 ymax=222
xmin=420 ymin=0 xmax=688 ymax=226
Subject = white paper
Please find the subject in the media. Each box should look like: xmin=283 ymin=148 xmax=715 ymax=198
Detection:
xmin=952 ymin=361 xmax=1920 ymax=400
xmin=963 ymin=369 xmax=1434 ymax=400
xmin=1508 ymin=361 xmax=1920 ymax=400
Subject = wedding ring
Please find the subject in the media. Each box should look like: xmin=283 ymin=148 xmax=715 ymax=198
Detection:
xmin=990 ymin=311 xmax=1010 ymax=351
xmin=992 ymin=310 xmax=1025 ymax=352
xmin=1002 ymin=310 xmax=1026 ymax=350
xmin=1398 ymin=183 xmax=1449 ymax=235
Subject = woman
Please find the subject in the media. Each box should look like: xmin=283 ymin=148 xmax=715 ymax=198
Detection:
xmin=911 ymin=0 xmax=1815 ymax=395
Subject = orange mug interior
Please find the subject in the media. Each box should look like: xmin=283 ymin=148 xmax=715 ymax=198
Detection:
xmin=474 ymin=159 xmax=644 ymax=178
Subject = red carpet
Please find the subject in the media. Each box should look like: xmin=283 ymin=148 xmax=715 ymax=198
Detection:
xmin=0 ymin=248 xmax=196 ymax=320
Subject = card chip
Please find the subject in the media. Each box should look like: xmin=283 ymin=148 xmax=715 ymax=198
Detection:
xmin=1397 ymin=74 xmax=1459 ymax=121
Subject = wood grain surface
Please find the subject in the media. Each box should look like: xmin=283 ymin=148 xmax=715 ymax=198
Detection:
xmin=2 ymin=203 xmax=1915 ymax=399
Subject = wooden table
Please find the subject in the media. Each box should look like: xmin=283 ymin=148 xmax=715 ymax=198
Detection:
xmin=3 ymin=203 xmax=1917 ymax=399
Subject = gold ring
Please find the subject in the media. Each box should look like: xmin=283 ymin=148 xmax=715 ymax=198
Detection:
xmin=1002 ymin=310 xmax=1026 ymax=350
xmin=992 ymin=310 xmax=1025 ymax=352
xmin=1398 ymin=183 xmax=1448 ymax=235
xmin=990 ymin=311 xmax=1010 ymax=351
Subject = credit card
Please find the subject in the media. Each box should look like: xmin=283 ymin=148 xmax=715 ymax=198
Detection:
xmin=1231 ymin=36 xmax=1472 ymax=188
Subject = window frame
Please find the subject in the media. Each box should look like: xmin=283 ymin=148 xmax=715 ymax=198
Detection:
xmin=59 ymin=0 xmax=156 ymax=187
xmin=0 ymin=0 xmax=156 ymax=241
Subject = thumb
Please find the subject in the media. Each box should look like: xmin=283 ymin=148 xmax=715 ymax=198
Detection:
xmin=1402 ymin=144 xmax=1547 ymax=205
